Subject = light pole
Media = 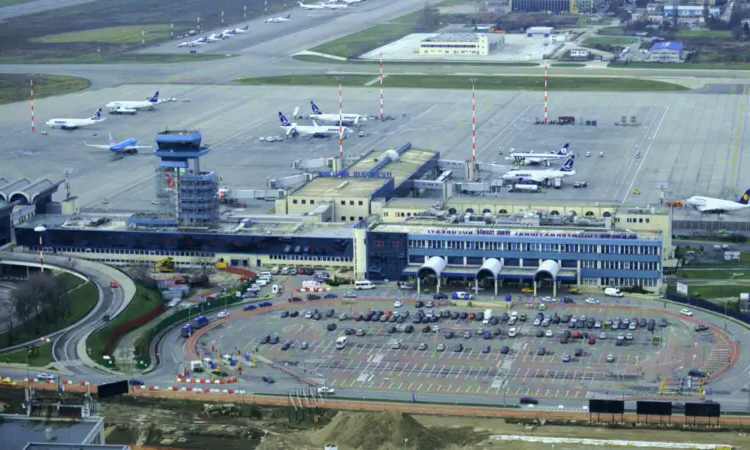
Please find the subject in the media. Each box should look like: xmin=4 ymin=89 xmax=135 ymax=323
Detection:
xmin=34 ymin=225 xmax=46 ymax=272
xmin=336 ymin=75 xmax=344 ymax=158
xmin=469 ymin=78 xmax=478 ymax=181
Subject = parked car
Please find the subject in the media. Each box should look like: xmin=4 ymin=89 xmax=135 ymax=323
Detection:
xmin=694 ymin=324 xmax=709 ymax=332
xmin=262 ymin=376 xmax=275 ymax=384
xmin=680 ymin=309 xmax=693 ymax=317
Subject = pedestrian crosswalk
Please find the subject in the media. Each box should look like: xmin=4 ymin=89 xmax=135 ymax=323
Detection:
xmin=57 ymin=359 xmax=83 ymax=368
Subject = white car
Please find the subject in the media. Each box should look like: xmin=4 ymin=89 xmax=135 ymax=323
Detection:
xmin=217 ymin=311 xmax=229 ymax=319
xmin=36 ymin=372 xmax=54 ymax=380
xmin=545 ymin=330 xmax=554 ymax=337
xmin=256 ymin=279 xmax=268 ymax=287
xmin=510 ymin=311 xmax=518 ymax=318
xmin=304 ymin=312 xmax=313 ymax=319
xmin=533 ymin=318 xmax=541 ymax=326
xmin=680 ymin=309 xmax=693 ymax=317
xmin=625 ymin=333 xmax=634 ymax=340
xmin=508 ymin=327 xmax=518 ymax=337
xmin=606 ymin=354 xmax=615 ymax=363
xmin=394 ymin=300 xmax=403 ymax=308
xmin=585 ymin=298 xmax=599 ymax=305
xmin=318 ymin=386 xmax=335 ymax=395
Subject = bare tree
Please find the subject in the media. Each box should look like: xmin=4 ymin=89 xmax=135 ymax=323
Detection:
xmin=128 ymin=261 xmax=155 ymax=288
xmin=191 ymin=256 xmax=214 ymax=288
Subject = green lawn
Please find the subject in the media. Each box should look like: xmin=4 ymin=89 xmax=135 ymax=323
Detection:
xmin=678 ymin=284 xmax=750 ymax=299
xmin=677 ymin=269 xmax=750 ymax=280
xmin=0 ymin=53 xmax=237 ymax=64
xmin=0 ymin=74 xmax=89 ymax=105
xmin=0 ymin=273 xmax=97 ymax=348
xmin=2 ymin=342 xmax=53 ymax=367
xmin=86 ymin=285 xmax=162 ymax=364
xmin=582 ymin=36 xmax=638 ymax=46
xmin=675 ymin=29 xmax=731 ymax=38
xmin=597 ymin=26 xmax=626 ymax=36
xmin=292 ymin=54 xmax=539 ymax=66
xmin=32 ymin=25 xmax=171 ymax=44
xmin=309 ymin=10 xmax=442 ymax=59
xmin=235 ymin=74 xmax=688 ymax=92
xmin=608 ymin=61 xmax=750 ymax=70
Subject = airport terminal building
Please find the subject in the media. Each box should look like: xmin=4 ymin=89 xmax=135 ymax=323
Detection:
xmin=8 ymin=136 xmax=672 ymax=295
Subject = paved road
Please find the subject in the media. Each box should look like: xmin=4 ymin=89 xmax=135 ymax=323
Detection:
xmin=0 ymin=0 xmax=96 ymax=20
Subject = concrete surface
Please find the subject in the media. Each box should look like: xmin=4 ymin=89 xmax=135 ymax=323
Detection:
xmin=0 ymin=0 xmax=96 ymax=20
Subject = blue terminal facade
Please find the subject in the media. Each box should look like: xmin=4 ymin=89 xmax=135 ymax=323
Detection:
xmin=366 ymin=227 xmax=663 ymax=289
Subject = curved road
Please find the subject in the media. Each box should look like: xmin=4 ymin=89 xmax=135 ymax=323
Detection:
xmin=0 ymin=251 xmax=130 ymax=377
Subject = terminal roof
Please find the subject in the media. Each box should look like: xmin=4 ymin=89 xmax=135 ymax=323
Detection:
xmin=0 ymin=415 xmax=104 ymax=450
xmin=347 ymin=148 xmax=437 ymax=188
xmin=423 ymin=33 xmax=483 ymax=42
xmin=292 ymin=176 xmax=387 ymax=198
xmin=0 ymin=177 xmax=62 ymax=204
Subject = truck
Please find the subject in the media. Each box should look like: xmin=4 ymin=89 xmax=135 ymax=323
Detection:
xmin=482 ymin=309 xmax=493 ymax=325
xmin=604 ymin=287 xmax=624 ymax=297
xmin=155 ymin=257 xmax=175 ymax=273
xmin=511 ymin=184 xmax=539 ymax=193
xmin=190 ymin=360 xmax=204 ymax=372
xmin=553 ymin=177 xmax=562 ymax=189
xmin=108 ymin=106 xmax=137 ymax=115
xmin=180 ymin=323 xmax=193 ymax=337
xmin=193 ymin=315 xmax=209 ymax=329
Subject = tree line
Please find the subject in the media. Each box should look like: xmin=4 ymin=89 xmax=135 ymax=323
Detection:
xmin=3 ymin=272 xmax=76 ymax=347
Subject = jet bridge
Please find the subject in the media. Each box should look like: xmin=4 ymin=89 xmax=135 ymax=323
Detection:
xmin=291 ymin=157 xmax=333 ymax=171
xmin=268 ymin=173 xmax=312 ymax=189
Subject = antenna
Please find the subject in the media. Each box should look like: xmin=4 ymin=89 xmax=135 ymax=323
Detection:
xmin=30 ymin=77 xmax=35 ymax=133
xmin=64 ymin=168 xmax=74 ymax=200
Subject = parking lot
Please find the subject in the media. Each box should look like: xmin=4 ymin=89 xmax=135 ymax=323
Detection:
xmin=198 ymin=297 xmax=720 ymax=402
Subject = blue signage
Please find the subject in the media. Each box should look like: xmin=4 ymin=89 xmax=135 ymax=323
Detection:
xmin=353 ymin=171 xmax=392 ymax=178
xmin=505 ymin=294 xmax=512 ymax=302
xmin=317 ymin=171 xmax=349 ymax=177
xmin=424 ymin=228 xmax=638 ymax=240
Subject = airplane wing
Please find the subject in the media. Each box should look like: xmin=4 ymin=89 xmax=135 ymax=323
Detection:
xmin=83 ymin=141 xmax=111 ymax=149
xmin=133 ymin=145 xmax=153 ymax=149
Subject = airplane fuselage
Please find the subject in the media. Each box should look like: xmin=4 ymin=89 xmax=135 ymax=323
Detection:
xmin=686 ymin=196 xmax=750 ymax=213
xmin=106 ymin=101 xmax=156 ymax=110
xmin=46 ymin=118 xmax=105 ymax=130
xmin=282 ymin=125 xmax=347 ymax=138
xmin=502 ymin=169 xmax=575 ymax=182
xmin=309 ymin=113 xmax=360 ymax=124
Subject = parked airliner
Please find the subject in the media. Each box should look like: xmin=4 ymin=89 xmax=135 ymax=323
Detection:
xmin=46 ymin=109 xmax=105 ymax=130
xmin=308 ymin=101 xmax=365 ymax=125
xmin=506 ymin=143 xmax=571 ymax=166
xmin=106 ymin=91 xmax=162 ymax=110
xmin=298 ymin=2 xmax=326 ymax=9
xmin=265 ymin=14 xmax=291 ymax=22
xmin=279 ymin=112 xmax=348 ymax=138
xmin=686 ymin=189 xmax=750 ymax=213
xmin=84 ymin=133 xmax=152 ymax=154
xmin=502 ymin=157 xmax=576 ymax=183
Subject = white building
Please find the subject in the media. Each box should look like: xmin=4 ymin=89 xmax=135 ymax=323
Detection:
xmin=570 ymin=49 xmax=589 ymax=59
xmin=649 ymin=41 xmax=684 ymax=62
xmin=526 ymin=26 xmax=554 ymax=37
xmin=419 ymin=33 xmax=505 ymax=56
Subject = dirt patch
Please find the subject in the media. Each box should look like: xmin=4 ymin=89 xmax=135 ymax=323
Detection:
xmin=310 ymin=411 xmax=444 ymax=450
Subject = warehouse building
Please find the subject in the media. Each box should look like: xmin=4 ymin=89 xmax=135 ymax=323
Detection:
xmin=526 ymin=26 xmax=554 ymax=37
xmin=419 ymin=33 xmax=505 ymax=56
xmin=511 ymin=0 xmax=570 ymax=13
xmin=649 ymin=41 xmax=684 ymax=62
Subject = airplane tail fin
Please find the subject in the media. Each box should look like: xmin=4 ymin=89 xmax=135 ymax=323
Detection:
xmin=737 ymin=189 xmax=750 ymax=205
xmin=149 ymin=91 xmax=160 ymax=103
xmin=559 ymin=157 xmax=575 ymax=172
xmin=558 ymin=143 xmax=570 ymax=155
xmin=279 ymin=112 xmax=292 ymax=127
xmin=243 ymin=25 xmax=249 ymax=30
xmin=92 ymin=108 xmax=102 ymax=120
xmin=108 ymin=132 xmax=115 ymax=145
xmin=286 ymin=14 xmax=291 ymax=18
xmin=311 ymin=101 xmax=322 ymax=114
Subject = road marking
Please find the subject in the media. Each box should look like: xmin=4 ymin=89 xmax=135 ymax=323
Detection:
xmin=418 ymin=364 xmax=427 ymax=377
xmin=545 ymin=389 xmax=550 ymax=397
xmin=565 ymin=389 xmax=570 ymax=397
xmin=417 ymin=383 xmax=423 ymax=391
xmin=427 ymin=383 xmax=433 ymax=391
xmin=444 ymin=384 xmax=449 ymax=392
xmin=381 ymin=362 xmax=390 ymax=374
xmin=465 ymin=366 xmax=473 ymax=380
xmin=389 ymin=364 xmax=398 ymax=375
xmin=399 ymin=364 xmax=408 ymax=375
xmin=455 ymin=366 xmax=464 ymax=379
xmin=388 ymin=382 xmax=394 ymax=389
xmin=407 ymin=383 xmax=413 ymax=390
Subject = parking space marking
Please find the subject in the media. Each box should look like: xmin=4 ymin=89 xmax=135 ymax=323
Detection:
xmin=388 ymin=382 xmax=394 ymax=389
xmin=455 ymin=366 xmax=464 ymax=379
xmin=417 ymin=383 xmax=423 ymax=391
xmin=389 ymin=364 xmax=398 ymax=375
xmin=565 ymin=389 xmax=570 ymax=397
xmin=464 ymin=366 xmax=473 ymax=380
xmin=418 ymin=364 xmax=427 ymax=377
xmin=380 ymin=362 xmax=390 ymax=375
xmin=408 ymin=364 xmax=417 ymax=377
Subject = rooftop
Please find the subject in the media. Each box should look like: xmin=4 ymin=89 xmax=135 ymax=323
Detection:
xmin=0 ymin=177 xmax=62 ymax=204
xmin=18 ymin=213 xmax=355 ymax=238
xmin=423 ymin=33 xmax=485 ymax=43
xmin=385 ymin=198 xmax=444 ymax=209
xmin=291 ymin=176 xmax=388 ymax=199
xmin=347 ymin=148 xmax=437 ymax=188
xmin=371 ymin=222 xmax=663 ymax=239
xmin=650 ymin=41 xmax=683 ymax=52
xmin=0 ymin=415 xmax=104 ymax=450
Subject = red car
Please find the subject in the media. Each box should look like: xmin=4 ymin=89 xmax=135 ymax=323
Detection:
xmin=572 ymin=331 xmax=582 ymax=339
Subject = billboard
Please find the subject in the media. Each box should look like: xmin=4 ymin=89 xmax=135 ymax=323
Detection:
xmin=685 ymin=402 xmax=720 ymax=418
xmin=589 ymin=399 xmax=625 ymax=414
xmin=636 ymin=401 xmax=672 ymax=416
xmin=676 ymin=282 xmax=688 ymax=296
xmin=97 ymin=380 xmax=129 ymax=399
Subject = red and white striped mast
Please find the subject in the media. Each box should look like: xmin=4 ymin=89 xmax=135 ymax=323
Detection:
xmin=543 ymin=63 xmax=549 ymax=125
xmin=379 ymin=53 xmax=384 ymax=121
xmin=336 ymin=75 xmax=344 ymax=158
xmin=470 ymin=78 xmax=478 ymax=180
xmin=30 ymin=78 xmax=35 ymax=133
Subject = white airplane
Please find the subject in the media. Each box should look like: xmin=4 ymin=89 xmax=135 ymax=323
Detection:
xmin=298 ymin=1 xmax=326 ymax=9
xmin=279 ymin=111 xmax=348 ymax=138
xmin=177 ymin=40 xmax=206 ymax=47
xmin=84 ymin=132 xmax=152 ymax=154
xmin=46 ymin=108 xmax=106 ymax=130
xmin=233 ymin=25 xmax=250 ymax=33
xmin=206 ymin=33 xmax=227 ymax=42
xmin=308 ymin=101 xmax=365 ymax=125
xmin=502 ymin=157 xmax=576 ymax=183
xmin=323 ymin=2 xmax=348 ymax=8
xmin=341 ymin=0 xmax=364 ymax=3
xmin=506 ymin=143 xmax=572 ymax=166
xmin=265 ymin=14 xmax=291 ymax=22
xmin=685 ymin=189 xmax=750 ymax=213
xmin=106 ymin=91 xmax=162 ymax=111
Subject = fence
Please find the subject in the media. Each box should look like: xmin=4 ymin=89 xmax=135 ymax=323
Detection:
xmin=140 ymin=275 xmax=258 ymax=367
xmin=665 ymin=292 xmax=750 ymax=324
xmin=101 ymin=303 xmax=165 ymax=359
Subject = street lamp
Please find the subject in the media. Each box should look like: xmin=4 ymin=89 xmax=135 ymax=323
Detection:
xmin=34 ymin=225 xmax=46 ymax=272
xmin=335 ymin=75 xmax=345 ymax=158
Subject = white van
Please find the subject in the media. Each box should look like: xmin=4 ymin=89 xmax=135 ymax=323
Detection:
xmin=604 ymin=287 xmax=624 ymax=297
xmin=260 ymin=271 xmax=272 ymax=279
xmin=398 ymin=281 xmax=414 ymax=289
xmin=335 ymin=336 xmax=349 ymax=349
xmin=482 ymin=309 xmax=493 ymax=325
xmin=354 ymin=280 xmax=376 ymax=290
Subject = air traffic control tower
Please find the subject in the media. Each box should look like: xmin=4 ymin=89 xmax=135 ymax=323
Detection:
xmin=131 ymin=129 xmax=219 ymax=228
